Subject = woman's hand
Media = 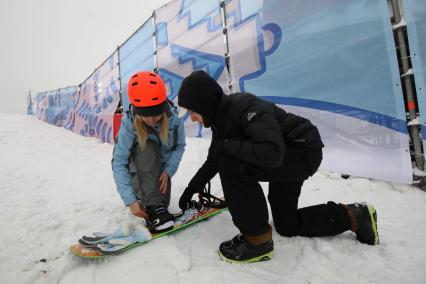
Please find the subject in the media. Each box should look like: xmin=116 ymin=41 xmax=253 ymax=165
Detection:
xmin=159 ymin=171 xmax=169 ymax=195
xmin=128 ymin=201 xmax=148 ymax=218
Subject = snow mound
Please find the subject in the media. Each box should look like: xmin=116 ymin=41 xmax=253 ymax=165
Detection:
xmin=0 ymin=114 xmax=425 ymax=284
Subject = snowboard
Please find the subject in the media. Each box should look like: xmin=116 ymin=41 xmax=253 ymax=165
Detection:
xmin=70 ymin=206 xmax=226 ymax=259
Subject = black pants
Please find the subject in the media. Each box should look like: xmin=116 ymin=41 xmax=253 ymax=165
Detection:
xmin=218 ymin=146 xmax=351 ymax=237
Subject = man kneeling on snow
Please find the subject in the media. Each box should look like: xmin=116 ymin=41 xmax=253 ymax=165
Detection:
xmin=176 ymin=70 xmax=379 ymax=263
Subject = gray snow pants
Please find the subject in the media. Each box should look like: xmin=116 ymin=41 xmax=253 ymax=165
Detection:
xmin=130 ymin=140 xmax=171 ymax=207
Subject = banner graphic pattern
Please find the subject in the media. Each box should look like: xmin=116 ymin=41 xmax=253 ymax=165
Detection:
xmin=119 ymin=19 xmax=155 ymax=113
xmin=73 ymin=52 xmax=120 ymax=143
xmin=225 ymin=0 xmax=412 ymax=183
xmin=154 ymin=0 xmax=230 ymax=137
xmin=29 ymin=0 xmax=421 ymax=184
xmin=27 ymin=93 xmax=33 ymax=115
xmin=44 ymin=87 xmax=79 ymax=127
xmin=34 ymin=92 xmax=49 ymax=122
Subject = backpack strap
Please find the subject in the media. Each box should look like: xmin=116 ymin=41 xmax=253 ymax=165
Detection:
xmin=171 ymin=125 xmax=179 ymax=151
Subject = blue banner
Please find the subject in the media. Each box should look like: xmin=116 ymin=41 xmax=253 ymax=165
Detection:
xmin=34 ymin=91 xmax=49 ymax=122
xmin=43 ymin=87 xmax=78 ymax=127
xmin=27 ymin=93 xmax=33 ymax=115
xmin=154 ymin=0 xmax=230 ymax=137
xmin=74 ymin=51 xmax=121 ymax=143
xmin=30 ymin=0 xmax=416 ymax=183
xmin=226 ymin=0 xmax=412 ymax=183
xmin=33 ymin=87 xmax=78 ymax=129
xmin=119 ymin=18 xmax=155 ymax=113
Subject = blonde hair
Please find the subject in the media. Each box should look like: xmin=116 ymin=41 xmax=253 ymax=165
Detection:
xmin=133 ymin=114 xmax=169 ymax=150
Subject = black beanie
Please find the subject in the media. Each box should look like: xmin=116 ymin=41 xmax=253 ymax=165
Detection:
xmin=178 ymin=70 xmax=224 ymax=125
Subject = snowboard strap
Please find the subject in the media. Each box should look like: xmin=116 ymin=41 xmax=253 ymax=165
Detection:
xmin=199 ymin=181 xmax=227 ymax=209
xmin=182 ymin=182 xmax=227 ymax=213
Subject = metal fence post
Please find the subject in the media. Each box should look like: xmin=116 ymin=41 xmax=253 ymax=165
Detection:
xmin=389 ymin=0 xmax=425 ymax=173
xmin=220 ymin=0 xmax=233 ymax=93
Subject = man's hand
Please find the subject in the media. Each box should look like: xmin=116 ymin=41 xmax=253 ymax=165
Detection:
xmin=128 ymin=201 xmax=148 ymax=218
xmin=159 ymin=171 xmax=169 ymax=195
xmin=179 ymin=186 xmax=198 ymax=211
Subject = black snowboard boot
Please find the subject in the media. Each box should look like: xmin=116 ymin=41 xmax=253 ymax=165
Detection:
xmin=219 ymin=227 xmax=274 ymax=263
xmin=344 ymin=203 xmax=379 ymax=245
xmin=146 ymin=205 xmax=175 ymax=234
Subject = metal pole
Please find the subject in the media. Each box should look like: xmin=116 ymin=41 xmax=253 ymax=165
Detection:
xmin=27 ymin=90 xmax=32 ymax=115
xmin=390 ymin=0 xmax=424 ymax=170
xmin=220 ymin=0 xmax=233 ymax=93
xmin=151 ymin=15 xmax=159 ymax=74
xmin=116 ymin=45 xmax=123 ymax=114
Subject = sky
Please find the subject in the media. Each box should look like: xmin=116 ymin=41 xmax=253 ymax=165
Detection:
xmin=0 ymin=0 xmax=169 ymax=114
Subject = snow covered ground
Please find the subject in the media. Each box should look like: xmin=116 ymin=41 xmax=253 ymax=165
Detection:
xmin=1 ymin=114 xmax=426 ymax=284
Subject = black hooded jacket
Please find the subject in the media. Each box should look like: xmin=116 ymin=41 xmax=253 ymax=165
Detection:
xmin=178 ymin=71 xmax=324 ymax=191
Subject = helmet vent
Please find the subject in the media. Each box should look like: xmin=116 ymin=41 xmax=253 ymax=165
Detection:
xmin=134 ymin=99 xmax=141 ymax=102
xmin=131 ymin=82 xmax=138 ymax=86
xmin=152 ymin=97 xmax=158 ymax=101
xmin=150 ymin=81 xmax=158 ymax=85
xmin=149 ymin=73 xmax=156 ymax=77
xmin=131 ymin=74 xmax=138 ymax=79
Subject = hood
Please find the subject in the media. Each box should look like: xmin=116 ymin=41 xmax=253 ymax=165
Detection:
xmin=178 ymin=70 xmax=224 ymax=125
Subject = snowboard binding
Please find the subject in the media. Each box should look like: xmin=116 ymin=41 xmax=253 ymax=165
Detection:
xmin=187 ymin=181 xmax=227 ymax=212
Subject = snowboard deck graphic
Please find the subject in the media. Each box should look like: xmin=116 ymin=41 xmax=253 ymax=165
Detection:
xmin=70 ymin=206 xmax=226 ymax=259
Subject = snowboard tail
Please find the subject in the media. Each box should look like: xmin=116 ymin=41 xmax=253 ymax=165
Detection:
xmin=70 ymin=206 xmax=226 ymax=259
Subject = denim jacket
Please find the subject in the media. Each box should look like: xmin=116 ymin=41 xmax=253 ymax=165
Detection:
xmin=112 ymin=102 xmax=186 ymax=206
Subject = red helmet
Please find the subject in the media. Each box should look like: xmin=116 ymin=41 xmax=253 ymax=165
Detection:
xmin=128 ymin=71 xmax=166 ymax=108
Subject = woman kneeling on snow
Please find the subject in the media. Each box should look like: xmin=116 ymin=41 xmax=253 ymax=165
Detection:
xmin=112 ymin=71 xmax=185 ymax=233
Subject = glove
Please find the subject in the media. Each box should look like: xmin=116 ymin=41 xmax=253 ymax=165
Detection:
xmin=179 ymin=186 xmax=198 ymax=211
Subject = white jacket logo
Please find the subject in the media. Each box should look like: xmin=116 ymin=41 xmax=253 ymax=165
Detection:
xmin=247 ymin=112 xmax=256 ymax=122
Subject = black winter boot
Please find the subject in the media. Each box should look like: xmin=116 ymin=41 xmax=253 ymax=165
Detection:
xmin=218 ymin=228 xmax=274 ymax=263
xmin=344 ymin=203 xmax=379 ymax=245
xmin=146 ymin=205 xmax=175 ymax=234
